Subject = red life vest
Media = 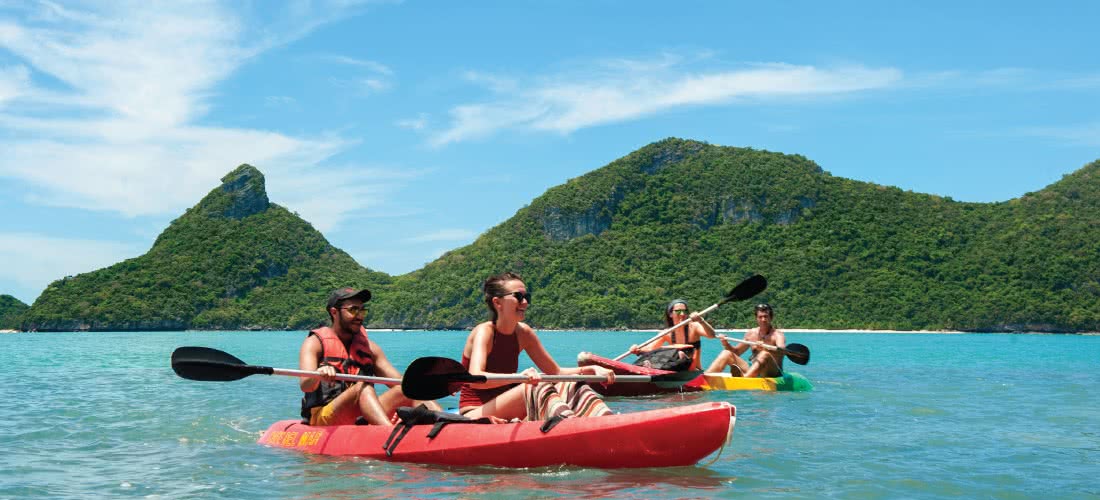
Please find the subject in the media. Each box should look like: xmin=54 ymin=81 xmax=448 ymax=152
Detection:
xmin=300 ymin=326 xmax=376 ymax=422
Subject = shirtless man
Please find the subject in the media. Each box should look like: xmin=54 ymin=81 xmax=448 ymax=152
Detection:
xmin=706 ymin=303 xmax=786 ymax=377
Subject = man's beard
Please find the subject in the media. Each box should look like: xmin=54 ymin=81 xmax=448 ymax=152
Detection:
xmin=336 ymin=318 xmax=361 ymax=335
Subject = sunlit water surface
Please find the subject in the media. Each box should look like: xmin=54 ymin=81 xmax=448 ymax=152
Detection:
xmin=1 ymin=331 xmax=1097 ymax=498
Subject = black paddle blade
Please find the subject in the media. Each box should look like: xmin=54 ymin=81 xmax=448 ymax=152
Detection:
xmin=650 ymin=369 xmax=704 ymax=388
xmin=402 ymin=356 xmax=487 ymax=401
xmin=171 ymin=346 xmax=270 ymax=382
xmin=722 ymin=274 xmax=768 ymax=304
xmin=783 ymin=343 xmax=811 ymax=365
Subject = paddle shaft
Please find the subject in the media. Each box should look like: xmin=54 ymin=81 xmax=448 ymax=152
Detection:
xmin=270 ymin=367 xmax=400 ymax=386
xmin=612 ymin=302 xmax=721 ymax=361
xmin=479 ymin=373 xmax=666 ymax=384
xmin=721 ymin=336 xmax=793 ymax=355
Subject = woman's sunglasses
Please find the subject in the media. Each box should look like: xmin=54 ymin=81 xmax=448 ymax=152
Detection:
xmin=499 ymin=291 xmax=532 ymax=304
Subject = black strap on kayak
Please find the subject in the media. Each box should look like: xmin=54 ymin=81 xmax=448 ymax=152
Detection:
xmin=539 ymin=414 xmax=568 ymax=433
xmin=382 ymin=404 xmax=492 ymax=457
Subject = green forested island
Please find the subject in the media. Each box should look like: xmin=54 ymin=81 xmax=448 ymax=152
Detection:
xmin=20 ymin=166 xmax=390 ymax=331
xmin=0 ymin=295 xmax=28 ymax=329
xmin=15 ymin=139 xmax=1100 ymax=332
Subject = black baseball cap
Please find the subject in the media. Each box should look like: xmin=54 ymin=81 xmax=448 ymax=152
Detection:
xmin=326 ymin=287 xmax=372 ymax=310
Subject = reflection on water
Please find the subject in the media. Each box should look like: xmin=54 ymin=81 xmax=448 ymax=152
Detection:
xmin=288 ymin=455 xmax=733 ymax=499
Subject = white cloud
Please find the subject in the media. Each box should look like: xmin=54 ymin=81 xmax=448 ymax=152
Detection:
xmin=430 ymin=60 xmax=902 ymax=146
xmin=1019 ymin=122 xmax=1100 ymax=147
xmin=405 ymin=229 xmax=477 ymax=243
xmin=268 ymin=164 xmax=432 ymax=232
xmin=331 ymin=76 xmax=391 ymax=95
xmin=397 ymin=113 xmax=429 ymax=130
xmin=0 ymin=232 xmax=142 ymax=297
xmin=0 ymin=65 xmax=31 ymax=105
xmin=319 ymin=54 xmax=393 ymax=75
xmin=319 ymin=53 xmax=395 ymax=96
xmin=0 ymin=1 xmax=381 ymax=223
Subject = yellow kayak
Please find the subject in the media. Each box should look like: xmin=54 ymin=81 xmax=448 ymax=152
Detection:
xmin=699 ymin=372 xmax=813 ymax=392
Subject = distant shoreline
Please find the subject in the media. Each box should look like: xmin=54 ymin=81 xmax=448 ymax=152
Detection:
xmin=363 ymin=328 xmax=1096 ymax=335
xmin=4 ymin=328 xmax=1096 ymax=335
xmin=527 ymin=328 xmax=1100 ymax=335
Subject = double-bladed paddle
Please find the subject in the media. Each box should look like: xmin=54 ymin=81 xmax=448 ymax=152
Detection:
xmin=170 ymin=346 xmax=401 ymax=385
xmin=612 ymin=274 xmax=768 ymax=361
xmin=401 ymin=356 xmax=703 ymax=401
xmin=719 ymin=336 xmax=811 ymax=365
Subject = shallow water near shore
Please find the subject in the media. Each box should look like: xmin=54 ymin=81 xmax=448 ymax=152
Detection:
xmin=1 ymin=330 xmax=1097 ymax=498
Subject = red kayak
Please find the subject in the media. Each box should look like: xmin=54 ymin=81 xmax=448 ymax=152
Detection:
xmin=578 ymin=352 xmax=707 ymax=396
xmin=259 ymin=402 xmax=735 ymax=468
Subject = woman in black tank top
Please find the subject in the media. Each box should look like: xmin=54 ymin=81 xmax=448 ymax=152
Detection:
xmin=629 ymin=299 xmax=717 ymax=371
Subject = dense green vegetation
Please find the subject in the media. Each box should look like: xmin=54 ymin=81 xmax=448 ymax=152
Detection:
xmin=19 ymin=140 xmax=1100 ymax=332
xmin=21 ymin=166 xmax=389 ymax=331
xmin=368 ymin=139 xmax=1099 ymax=332
xmin=0 ymin=295 xmax=28 ymax=329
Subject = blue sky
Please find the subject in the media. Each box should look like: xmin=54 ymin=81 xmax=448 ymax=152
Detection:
xmin=1 ymin=1 xmax=1097 ymax=304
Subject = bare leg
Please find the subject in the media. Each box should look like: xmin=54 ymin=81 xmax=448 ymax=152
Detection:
xmin=311 ymin=381 xmax=366 ymax=424
xmin=705 ymin=350 xmax=749 ymax=376
xmin=459 ymin=384 xmax=528 ymax=421
xmin=378 ymin=385 xmax=443 ymax=415
xmin=355 ymin=383 xmax=394 ymax=425
xmin=706 ymin=350 xmax=732 ymax=373
xmin=743 ymin=351 xmax=782 ymax=378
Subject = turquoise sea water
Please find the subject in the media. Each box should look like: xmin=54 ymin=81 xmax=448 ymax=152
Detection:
xmin=1 ymin=330 xmax=1098 ymax=499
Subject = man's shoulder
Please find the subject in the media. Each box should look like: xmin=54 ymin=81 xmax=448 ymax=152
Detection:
xmin=300 ymin=333 xmax=322 ymax=350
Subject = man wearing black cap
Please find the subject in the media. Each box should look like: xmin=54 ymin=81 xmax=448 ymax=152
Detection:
xmin=298 ymin=287 xmax=439 ymax=426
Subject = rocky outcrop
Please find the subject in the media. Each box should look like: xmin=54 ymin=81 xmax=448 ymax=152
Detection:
xmin=541 ymin=189 xmax=625 ymax=241
xmin=542 ymin=206 xmax=613 ymax=241
xmin=640 ymin=139 xmax=706 ymax=174
xmin=774 ymin=197 xmax=817 ymax=225
xmin=202 ymin=164 xmax=270 ymax=220
xmin=696 ymin=195 xmax=817 ymax=229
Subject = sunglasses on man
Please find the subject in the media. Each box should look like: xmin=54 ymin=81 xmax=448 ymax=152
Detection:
xmin=340 ymin=305 xmax=368 ymax=316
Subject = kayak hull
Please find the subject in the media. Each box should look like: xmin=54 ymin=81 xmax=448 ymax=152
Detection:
xmin=259 ymin=402 xmax=735 ymax=468
xmin=578 ymin=353 xmax=811 ymax=396
xmin=700 ymin=372 xmax=813 ymax=391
